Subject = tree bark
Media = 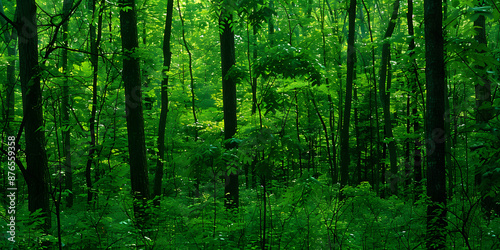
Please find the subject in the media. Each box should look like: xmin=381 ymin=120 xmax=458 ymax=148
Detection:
xmin=220 ymin=6 xmax=239 ymax=209
xmin=378 ymin=0 xmax=399 ymax=195
xmin=177 ymin=0 xmax=198 ymax=141
xmin=85 ymin=0 xmax=102 ymax=205
xmin=119 ymin=0 xmax=150 ymax=220
xmin=340 ymin=0 xmax=356 ymax=195
xmin=473 ymin=12 xmax=492 ymax=124
xmin=17 ymin=0 xmax=51 ymax=231
xmin=154 ymin=0 xmax=174 ymax=206
xmin=62 ymin=0 xmax=74 ymax=208
xmin=406 ymin=0 xmax=422 ymax=198
xmin=424 ymin=0 xmax=447 ymax=248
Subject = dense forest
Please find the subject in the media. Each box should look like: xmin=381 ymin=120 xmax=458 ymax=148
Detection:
xmin=1 ymin=0 xmax=499 ymax=249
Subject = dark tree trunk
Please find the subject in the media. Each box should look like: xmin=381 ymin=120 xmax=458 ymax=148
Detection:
xmin=85 ymin=0 xmax=102 ymax=205
xmin=378 ymin=0 xmax=399 ymax=195
xmin=354 ymin=85 xmax=362 ymax=184
xmin=424 ymin=0 xmax=447 ymax=248
xmin=361 ymin=0 xmax=381 ymax=193
xmin=340 ymin=0 xmax=356 ymax=195
xmin=320 ymin=0 xmax=338 ymax=184
xmin=406 ymin=0 xmax=422 ymax=198
xmin=154 ymin=0 xmax=174 ymax=206
xmin=178 ymin=1 xmax=198 ymax=140
xmin=62 ymin=0 xmax=74 ymax=208
xmin=473 ymin=13 xmax=492 ymax=125
xmin=119 ymin=0 xmax=150 ymax=220
xmin=251 ymin=25 xmax=258 ymax=115
xmin=220 ymin=7 xmax=239 ymax=209
xmin=17 ymin=0 xmax=51 ymax=231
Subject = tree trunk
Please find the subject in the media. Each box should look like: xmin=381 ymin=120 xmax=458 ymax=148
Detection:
xmin=473 ymin=13 xmax=492 ymax=124
xmin=220 ymin=6 xmax=239 ymax=209
xmin=178 ymin=0 xmax=198 ymax=140
xmin=320 ymin=0 xmax=338 ymax=184
xmin=62 ymin=0 xmax=74 ymax=208
xmin=340 ymin=0 xmax=356 ymax=195
xmin=406 ymin=0 xmax=422 ymax=198
xmin=354 ymin=85 xmax=362 ymax=184
xmin=361 ymin=0 xmax=382 ymax=195
xmin=17 ymin=0 xmax=51 ymax=231
xmin=85 ymin=0 xmax=102 ymax=205
xmin=424 ymin=0 xmax=447 ymax=248
xmin=154 ymin=0 xmax=173 ymax=206
xmin=251 ymin=25 xmax=258 ymax=115
xmin=119 ymin=0 xmax=150 ymax=221
xmin=378 ymin=0 xmax=399 ymax=195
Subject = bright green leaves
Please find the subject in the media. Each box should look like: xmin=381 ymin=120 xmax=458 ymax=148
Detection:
xmin=237 ymin=0 xmax=276 ymax=30
xmin=254 ymin=44 xmax=322 ymax=86
xmin=225 ymin=64 xmax=248 ymax=83
xmin=467 ymin=6 xmax=494 ymax=21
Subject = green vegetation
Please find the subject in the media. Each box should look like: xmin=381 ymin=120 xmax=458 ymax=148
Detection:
xmin=1 ymin=0 xmax=499 ymax=249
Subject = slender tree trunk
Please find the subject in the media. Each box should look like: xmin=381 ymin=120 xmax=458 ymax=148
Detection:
xmin=119 ymin=0 xmax=150 ymax=221
xmin=321 ymin=0 xmax=338 ymax=184
xmin=361 ymin=0 xmax=382 ymax=195
xmin=424 ymin=0 xmax=447 ymax=247
xmin=354 ymin=85 xmax=362 ymax=184
xmin=406 ymin=0 xmax=422 ymax=198
xmin=220 ymin=6 xmax=239 ymax=209
xmin=378 ymin=0 xmax=399 ymax=195
xmin=340 ymin=0 xmax=356 ymax=195
xmin=17 ymin=0 xmax=51 ymax=231
xmin=62 ymin=0 xmax=74 ymax=208
xmin=251 ymin=25 xmax=258 ymax=115
xmin=310 ymin=90 xmax=333 ymax=183
xmin=154 ymin=0 xmax=173 ymax=206
xmin=177 ymin=0 xmax=198 ymax=140
xmin=85 ymin=0 xmax=103 ymax=206
xmin=473 ymin=8 xmax=492 ymax=125
xmin=268 ymin=0 xmax=274 ymax=46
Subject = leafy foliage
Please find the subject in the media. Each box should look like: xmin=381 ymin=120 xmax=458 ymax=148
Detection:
xmin=0 ymin=0 xmax=500 ymax=248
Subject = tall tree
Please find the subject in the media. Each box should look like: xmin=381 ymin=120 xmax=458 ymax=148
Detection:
xmin=406 ymin=0 xmax=422 ymax=198
xmin=424 ymin=0 xmax=447 ymax=248
xmin=177 ymin=0 xmax=198 ymax=140
xmin=154 ymin=0 xmax=174 ymax=206
xmin=378 ymin=0 xmax=400 ymax=195
xmin=340 ymin=0 xmax=356 ymax=194
xmin=220 ymin=3 xmax=238 ymax=209
xmin=85 ymin=0 xmax=102 ymax=205
xmin=61 ymin=0 xmax=74 ymax=208
xmin=16 ymin=0 xmax=51 ymax=230
xmin=119 ymin=0 xmax=150 ymax=220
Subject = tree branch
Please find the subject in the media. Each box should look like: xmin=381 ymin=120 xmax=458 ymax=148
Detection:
xmin=0 ymin=0 xmax=17 ymax=29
